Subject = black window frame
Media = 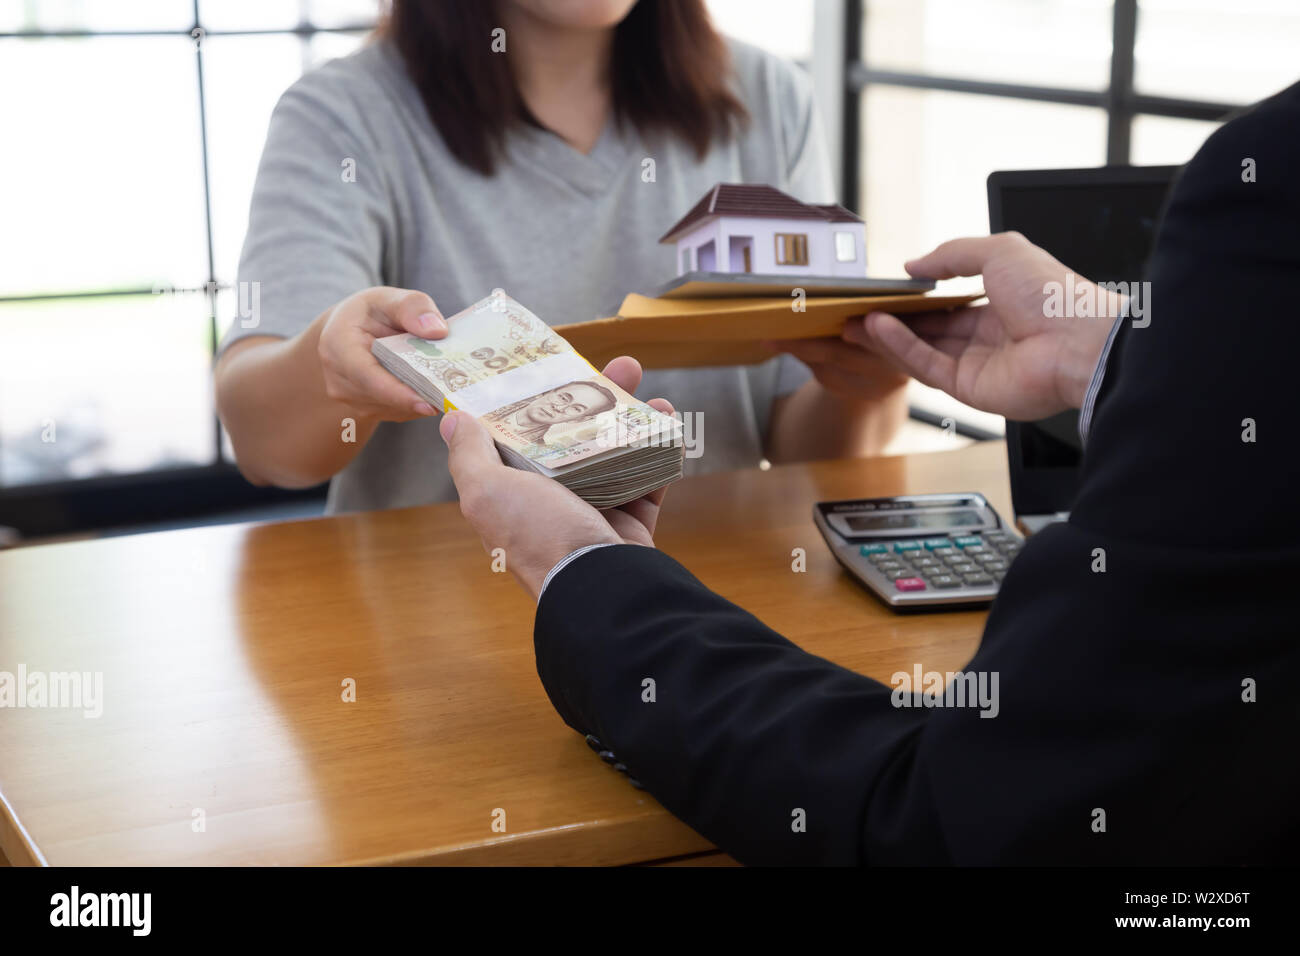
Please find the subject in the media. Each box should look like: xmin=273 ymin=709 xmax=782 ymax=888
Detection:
xmin=839 ymin=0 xmax=1247 ymax=441
xmin=840 ymin=0 xmax=1244 ymax=212
xmin=0 ymin=1 xmax=377 ymax=538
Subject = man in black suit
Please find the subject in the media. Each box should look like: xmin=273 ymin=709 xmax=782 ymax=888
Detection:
xmin=437 ymin=80 xmax=1299 ymax=864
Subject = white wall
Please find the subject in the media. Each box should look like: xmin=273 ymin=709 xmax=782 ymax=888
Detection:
xmin=675 ymin=216 xmax=866 ymax=276
xmin=716 ymin=216 xmax=865 ymax=276
xmin=673 ymin=220 xmax=724 ymax=275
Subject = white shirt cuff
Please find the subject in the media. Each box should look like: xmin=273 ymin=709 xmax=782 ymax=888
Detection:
xmin=537 ymin=543 xmax=619 ymax=602
xmin=1078 ymin=307 xmax=1129 ymax=445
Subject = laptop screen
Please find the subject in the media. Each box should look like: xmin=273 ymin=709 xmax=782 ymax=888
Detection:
xmin=987 ymin=167 xmax=1179 ymax=517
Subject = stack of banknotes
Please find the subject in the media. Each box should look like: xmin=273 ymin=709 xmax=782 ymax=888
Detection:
xmin=372 ymin=289 xmax=684 ymax=508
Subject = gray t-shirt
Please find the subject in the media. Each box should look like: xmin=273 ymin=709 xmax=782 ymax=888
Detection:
xmin=224 ymin=37 xmax=833 ymax=513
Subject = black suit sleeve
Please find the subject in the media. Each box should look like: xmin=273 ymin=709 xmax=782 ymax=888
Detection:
xmin=536 ymin=544 xmax=945 ymax=865
xmin=534 ymin=81 xmax=1300 ymax=865
xmin=1073 ymin=81 xmax=1300 ymax=548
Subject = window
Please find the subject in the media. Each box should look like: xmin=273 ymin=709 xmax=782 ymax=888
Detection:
xmin=775 ymin=233 xmax=810 ymax=266
xmin=0 ymin=1 xmax=379 ymax=534
xmin=1134 ymin=0 xmax=1300 ymax=104
xmin=4 ymin=0 xmax=1294 ymax=530
xmin=834 ymin=231 xmax=857 ymax=262
xmin=840 ymin=0 xmax=1296 ymax=441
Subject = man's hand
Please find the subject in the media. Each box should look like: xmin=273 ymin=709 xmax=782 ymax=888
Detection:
xmin=441 ymin=355 xmax=674 ymax=601
xmin=851 ymin=232 xmax=1124 ymax=420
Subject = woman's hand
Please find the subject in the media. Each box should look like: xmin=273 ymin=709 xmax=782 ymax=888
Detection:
xmin=441 ymin=356 xmax=674 ymax=601
xmin=767 ymin=336 xmax=909 ymax=404
xmin=317 ymin=286 xmax=450 ymax=422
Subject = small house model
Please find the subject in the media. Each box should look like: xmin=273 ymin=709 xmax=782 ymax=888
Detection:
xmin=658 ymin=183 xmax=866 ymax=278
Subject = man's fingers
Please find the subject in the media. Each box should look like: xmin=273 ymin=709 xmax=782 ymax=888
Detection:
xmin=863 ymin=311 xmax=958 ymax=393
xmin=607 ymin=497 xmax=662 ymax=538
xmin=906 ymin=313 xmax=979 ymax=340
xmin=905 ymin=234 xmax=1021 ymax=280
xmin=923 ymin=335 xmax=981 ymax=361
xmin=440 ymin=411 xmax=505 ymax=500
xmin=609 ymin=485 xmax=666 ymax=536
xmin=601 ymin=355 xmax=643 ymax=395
xmin=373 ymin=287 xmax=446 ymax=338
xmin=851 ymin=307 xmax=980 ymax=343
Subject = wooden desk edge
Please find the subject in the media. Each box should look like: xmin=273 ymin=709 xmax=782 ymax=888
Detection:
xmin=340 ymin=813 xmax=714 ymax=867
xmin=0 ymin=786 xmax=47 ymax=866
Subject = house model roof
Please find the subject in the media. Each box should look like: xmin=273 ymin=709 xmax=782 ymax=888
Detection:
xmin=658 ymin=183 xmax=863 ymax=244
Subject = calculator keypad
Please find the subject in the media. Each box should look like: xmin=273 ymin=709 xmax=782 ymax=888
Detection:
xmin=857 ymin=530 xmax=1024 ymax=595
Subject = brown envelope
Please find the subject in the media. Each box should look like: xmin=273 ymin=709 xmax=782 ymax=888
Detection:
xmin=556 ymin=291 xmax=985 ymax=369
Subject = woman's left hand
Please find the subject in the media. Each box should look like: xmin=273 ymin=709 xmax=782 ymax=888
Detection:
xmin=767 ymin=331 xmax=910 ymax=403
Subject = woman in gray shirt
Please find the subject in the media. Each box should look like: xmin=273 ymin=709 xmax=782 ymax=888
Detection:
xmin=215 ymin=0 xmax=906 ymax=513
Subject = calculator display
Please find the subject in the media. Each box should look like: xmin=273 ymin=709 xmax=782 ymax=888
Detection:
xmin=843 ymin=510 xmax=984 ymax=532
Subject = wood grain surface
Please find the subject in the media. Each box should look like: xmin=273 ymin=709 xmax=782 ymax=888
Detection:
xmin=0 ymin=442 xmax=1009 ymax=865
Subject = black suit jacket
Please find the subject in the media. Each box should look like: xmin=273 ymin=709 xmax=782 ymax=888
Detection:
xmin=534 ymin=81 xmax=1300 ymax=865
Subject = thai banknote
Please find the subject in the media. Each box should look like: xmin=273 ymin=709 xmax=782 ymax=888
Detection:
xmin=372 ymin=289 xmax=684 ymax=506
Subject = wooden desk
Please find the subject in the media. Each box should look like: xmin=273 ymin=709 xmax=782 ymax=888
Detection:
xmin=0 ymin=442 xmax=1010 ymax=866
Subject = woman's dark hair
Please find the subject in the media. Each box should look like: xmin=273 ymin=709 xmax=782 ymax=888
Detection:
xmin=378 ymin=0 xmax=748 ymax=175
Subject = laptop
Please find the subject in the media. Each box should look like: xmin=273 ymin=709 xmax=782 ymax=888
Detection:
xmin=986 ymin=165 xmax=1180 ymax=535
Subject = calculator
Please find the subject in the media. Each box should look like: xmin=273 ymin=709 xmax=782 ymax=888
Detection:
xmin=812 ymin=493 xmax=1023 ymax=610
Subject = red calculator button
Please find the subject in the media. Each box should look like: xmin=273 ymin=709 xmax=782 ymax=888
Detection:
xmin=895 ymin=577 xmax=927 ymax=592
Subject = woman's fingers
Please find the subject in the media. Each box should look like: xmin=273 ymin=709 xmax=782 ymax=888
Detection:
xmin=355 ymin=362 xmax=437 ymax=417
xmin=770 ymin=336 xmax=896 ymax=376
xmin=372 ymin=287 xmax=447 ymax=338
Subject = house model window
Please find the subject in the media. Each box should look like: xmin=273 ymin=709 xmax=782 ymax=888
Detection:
xmin=835 ymin=231 xmax=856 ymax=262
xmin=775 ymin=233 xmax=809 ymax=266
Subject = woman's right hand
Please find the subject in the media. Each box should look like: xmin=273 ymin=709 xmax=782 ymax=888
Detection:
xmin=316 ymin=286 xmax=450 ymax=422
